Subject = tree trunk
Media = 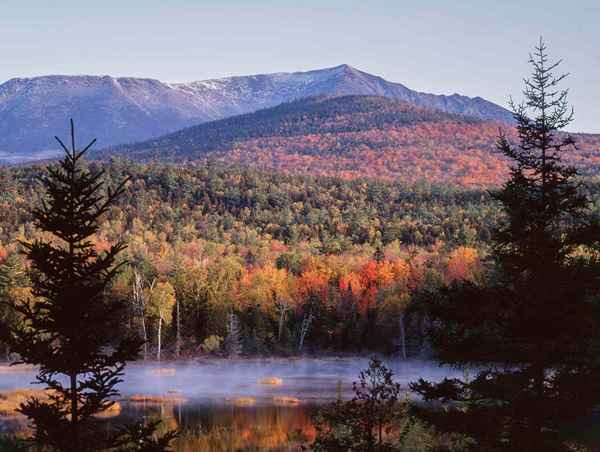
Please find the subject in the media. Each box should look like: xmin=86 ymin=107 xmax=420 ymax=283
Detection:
xmin=157 ymin=317 xmax=162 ymax=361
xmin=278 ymin=307 xmax=285 ymax=342
xmin=531 ymin=362 xmax=545 ymax=439
xmin=133 ymin=271 xmax=148 ymax=361
xmin=399 ymin=312 xmax=407 ymax=360
xmin=420 ymin=314 xmax=429 ymax=356
xmin=70 ymin=372 xmax=78 ymax=439
xmin=141 ymin=316 xmax=148 ymax=361
xmin=298 ymin=312 xmax=313 ymax=352
xmin=176 ymin=296 xmax=181 ymax=359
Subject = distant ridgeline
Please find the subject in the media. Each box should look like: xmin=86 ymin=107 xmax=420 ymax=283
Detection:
xmin=95 ymin=95 xmax=600 ymax=188
xmin=0 ymin=64 xmax=512 ymax=155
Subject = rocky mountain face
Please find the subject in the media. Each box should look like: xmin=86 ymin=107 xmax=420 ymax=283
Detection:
xmin=0 ymin=65 xmax=513 ymax=156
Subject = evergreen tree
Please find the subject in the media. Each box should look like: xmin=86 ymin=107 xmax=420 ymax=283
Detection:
xmin=2 ymin=121 xmax=156 ymax=451
xmin=0 ymin=252 xmax=28 ymax=359
xmin=411 ymin=40 xmax=600 ymax=450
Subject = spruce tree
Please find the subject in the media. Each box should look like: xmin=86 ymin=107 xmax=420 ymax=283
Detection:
xmin=411 ymin=40 xmax=600 ymax=450
xmin=4 ymin=121 xmax=142 ymax=451
xmin=0 ymin=253 xmax=28 ymax=359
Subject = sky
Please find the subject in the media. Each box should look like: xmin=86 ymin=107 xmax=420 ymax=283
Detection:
xmin=1 ymin=0 xmax=599 ymax=132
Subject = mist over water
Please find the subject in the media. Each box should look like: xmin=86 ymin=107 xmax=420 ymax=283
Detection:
xmin=0 ymin=358 xmax=465 ymax=450
xmin=0 ymin=358 xmax=460 ymax=402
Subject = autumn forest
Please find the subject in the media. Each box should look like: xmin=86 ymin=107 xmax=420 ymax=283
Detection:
xmin=0 ymin=161 xmax=493 ymax=358
xmin=1 ymin=32 xmax=600 ymax=451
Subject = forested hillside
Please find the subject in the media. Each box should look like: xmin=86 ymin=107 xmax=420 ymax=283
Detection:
xmin=2 ymin=161 xmax=600 ymax=357
xmin=0 ymin=161 xmax=498 ymax=356
xmin=98 ymin=96 xmax=600 ymax=187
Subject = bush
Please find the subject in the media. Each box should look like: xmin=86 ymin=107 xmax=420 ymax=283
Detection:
xmin=200 ymin=335 xmax=223 ymax=354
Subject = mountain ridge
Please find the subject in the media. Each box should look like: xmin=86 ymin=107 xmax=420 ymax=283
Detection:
xmin=0 ymin=64 xmax=513 ymax=156
xmin=94 ymin=94 xmax=600 ymax=188
xmin=97 ymin=94 xmax=481 ymax=159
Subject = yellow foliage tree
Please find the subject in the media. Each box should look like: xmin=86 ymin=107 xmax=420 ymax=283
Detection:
xmin=147 ymin=281 xmax=176 ymax=361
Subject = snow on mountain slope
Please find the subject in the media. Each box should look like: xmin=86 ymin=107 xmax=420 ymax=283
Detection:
xmin=0 ymin=65 xmax=513 ymax=157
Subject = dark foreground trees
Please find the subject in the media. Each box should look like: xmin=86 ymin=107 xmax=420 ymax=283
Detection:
xmin=1 ymin=121 xmax=173 ymax=451
xmin=313 ymin=358 xmax=403 ymax=451
xmin=411 ymin=40 xmax=600 ymax=450
xmin=312 ymin=358 xmax=473 ymax=451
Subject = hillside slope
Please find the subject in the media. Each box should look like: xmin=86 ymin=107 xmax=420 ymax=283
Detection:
xmin=0 ymin=65 xmax=512 ymax=156
xmin=98 ymin=95 xmax=600 ymax=187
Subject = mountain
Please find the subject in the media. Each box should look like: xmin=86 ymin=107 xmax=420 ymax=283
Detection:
xmin=0 ymin=65 xmax=513 ymax=156
xmin=98 ymin=95 xmax=600 ymax=188
xmin=97 ymin=95 xmax=478 ymax=159
xmin=171 ymin=64 xmax=514 ymax=123
xmin=0 ymin=75 xmax=215 ymax=156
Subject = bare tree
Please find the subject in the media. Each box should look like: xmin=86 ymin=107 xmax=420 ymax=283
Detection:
xmin=298 ymin=311 xmax=314 ymax=352
xmin=132 ymin=270 xmax=149 ymax=361
xmin=274 ymin=292 xmax=290 ymax=342
xmin=175 ymin=294 xmax=181 ymax=359
xmin=398 ymin=312 xmax=407 ymax=360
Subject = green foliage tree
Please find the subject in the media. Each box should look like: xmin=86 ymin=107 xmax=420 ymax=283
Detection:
xmin=411 ymin=40 xmax=600 ymax=451
xmin=1 ymin=121 xmax=172 ymax=451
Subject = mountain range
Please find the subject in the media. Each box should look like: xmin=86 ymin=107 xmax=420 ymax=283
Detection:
xmin=0 ymin=64 xmax=514 ymax=156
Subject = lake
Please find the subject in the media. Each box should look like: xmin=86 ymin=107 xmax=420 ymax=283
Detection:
xmin=0 ymin=358 xmax=459 ymax=450
xmin=0 ymin=359 xmax=596 ymax=451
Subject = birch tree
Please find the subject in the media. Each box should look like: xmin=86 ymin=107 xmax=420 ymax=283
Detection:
xmin=147 ymin=281 xmax=176 ymax=361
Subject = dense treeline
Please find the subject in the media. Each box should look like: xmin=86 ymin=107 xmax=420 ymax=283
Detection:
xmin=0 ymin=161 xmax=494 ymax=358
xmin=2 ymin=161 xmax=600 ymax=360
xmin=0 ymin=160 xmax=499 ymax=250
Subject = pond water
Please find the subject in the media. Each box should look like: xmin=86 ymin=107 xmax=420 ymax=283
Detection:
xmin=0 ymin=358 xmax=459 ymax=450
xmin=0 ymin=359 xmax=596 ymax=451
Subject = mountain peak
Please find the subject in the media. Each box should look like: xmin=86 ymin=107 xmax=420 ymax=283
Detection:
xmin=0 ymin=65 xmax=514 ymax=157
xmin=322 ymin=64 xmax=363 ymax=77
xmin=332 ymin=63 xmax=358 ymax=71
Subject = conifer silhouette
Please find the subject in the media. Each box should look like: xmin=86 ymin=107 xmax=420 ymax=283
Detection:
xmin=4 ymin=120 xmax=143 ymax=451
xmin=411 ymin=39 xmax=600 ymax=450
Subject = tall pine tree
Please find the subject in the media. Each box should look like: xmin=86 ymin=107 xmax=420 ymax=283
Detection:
xmin=411 ymin=39 xmax=600 ymax=451
xmin=3 ymin=121 xmax=143 ymax=451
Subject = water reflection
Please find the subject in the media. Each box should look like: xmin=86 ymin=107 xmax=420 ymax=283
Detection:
xmin=117 ymin=401 xmax=316 ymax=451
xmin=0 ymin=359 xmax=462 ymax=451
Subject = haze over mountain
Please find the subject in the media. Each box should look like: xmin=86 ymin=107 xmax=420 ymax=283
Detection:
xmin=0 ymin=64 xmax=514 ymax=157
xmin=98 ymin=95 xmax=600 ymax=187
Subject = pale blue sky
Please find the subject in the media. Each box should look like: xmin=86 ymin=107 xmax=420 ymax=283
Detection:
xmin=1 ymin=0 xmax=599 ymax=131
